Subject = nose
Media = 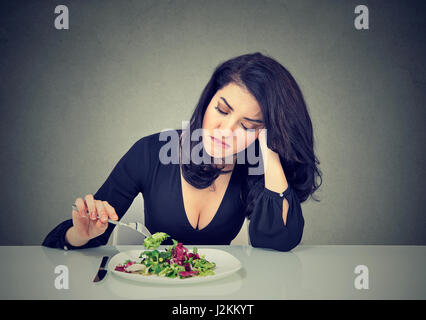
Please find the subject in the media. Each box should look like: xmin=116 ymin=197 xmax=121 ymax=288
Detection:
xmin=216 ymin=117 xmax=237 ymax=136
xmin=213 ymin=126 xmax=234 ymax=141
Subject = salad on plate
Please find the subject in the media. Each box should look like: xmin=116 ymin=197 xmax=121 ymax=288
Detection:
xmin=114 ymin=232 xmax=216 ymax=279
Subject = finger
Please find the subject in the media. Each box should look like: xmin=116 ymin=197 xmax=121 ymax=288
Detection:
xmin=103 ymin=201 xmax=119 ymax=220
xmin=95 ymin=200 xmax=108 ymax=223
xmin=85 ymin=194 xmax=97 ymax=220
xmin=94 ymin=219 xmax=108 ymax=234
xmin=74 ymin=197 xmax=87 ymax=218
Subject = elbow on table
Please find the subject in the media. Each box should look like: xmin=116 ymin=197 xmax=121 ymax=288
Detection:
xmin=251 ymin=234 xmax=302 ymax=252
xmin=41 ymin=239 xmax=57 ymax=249
xmin=250 ymin=223 xmax=304 ymax=252
xmin=276 ymin=237 xmax=302 ymax=252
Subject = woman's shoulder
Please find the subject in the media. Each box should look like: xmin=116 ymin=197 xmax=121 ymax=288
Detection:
xmin=131 ymin=129 xmax=182 ymax=154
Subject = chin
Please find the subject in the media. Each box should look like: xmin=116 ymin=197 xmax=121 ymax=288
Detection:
xmin=204 ymin=145 xmax=235 ymax=162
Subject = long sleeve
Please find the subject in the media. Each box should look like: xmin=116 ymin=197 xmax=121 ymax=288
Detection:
xmin=42 ymin=135 xmax=153 ymax=250
xmin=248 ymin=185 xmax=305 ymax=252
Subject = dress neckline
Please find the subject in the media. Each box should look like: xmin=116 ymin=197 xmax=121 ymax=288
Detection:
xmin=177 ymin=161 xmax=237 ymax=232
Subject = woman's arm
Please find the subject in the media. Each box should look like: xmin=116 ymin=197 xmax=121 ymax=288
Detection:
xmin=260 ymin=138 xmax=290 ymax=226
xmin=258 ymin=129 xmax=290 ymax=225
xmin=247 ymin=130 xmax=304 ymax=252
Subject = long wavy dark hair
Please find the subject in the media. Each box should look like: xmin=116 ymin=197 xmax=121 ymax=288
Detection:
xmin=180 ymin=52 xmax=322 ymax=217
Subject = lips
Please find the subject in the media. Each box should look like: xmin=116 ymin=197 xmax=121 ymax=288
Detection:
xmin=210 ymin=136 xmax=230 ymax=148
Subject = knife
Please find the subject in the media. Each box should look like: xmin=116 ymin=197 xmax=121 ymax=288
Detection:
xmin=93 ymin=256 xmax=109 ymax=283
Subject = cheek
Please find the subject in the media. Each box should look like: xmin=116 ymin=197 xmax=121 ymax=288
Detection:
xmin=244 ymin=132 xmax=258 ymax=148
xmin=202 ymin=108 xmax=216 ymax=129
xmin=233 ymin=131 xmax=258 ymax=152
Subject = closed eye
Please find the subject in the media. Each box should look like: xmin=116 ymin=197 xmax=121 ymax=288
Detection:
xmin=215 ymin=105 xmax=253 ymax=131
xmin=214 ymin=106 xmax=227 ymax=115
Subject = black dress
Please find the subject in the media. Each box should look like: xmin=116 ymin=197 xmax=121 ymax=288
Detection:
xmin=42 ymin=130 xmax=305 ymax=251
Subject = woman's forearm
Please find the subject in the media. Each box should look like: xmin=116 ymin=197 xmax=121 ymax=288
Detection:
xmin=262 ymin=148 xmax=288 ymax=193
xmin=261 ymin=147 xmax=290 ymax=225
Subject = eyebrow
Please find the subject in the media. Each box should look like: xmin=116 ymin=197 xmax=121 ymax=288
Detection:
xmin=220 ymin=97 xmax=264 ymax=123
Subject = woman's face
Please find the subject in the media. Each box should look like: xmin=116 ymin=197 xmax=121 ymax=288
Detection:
xmin=202 ymin=82 xmax=264 ymax=161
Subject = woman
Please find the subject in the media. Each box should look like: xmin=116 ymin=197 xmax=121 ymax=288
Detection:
xmin=42 ymin=52 xmax=322 ymax=252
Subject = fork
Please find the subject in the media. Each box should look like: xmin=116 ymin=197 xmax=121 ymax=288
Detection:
xmin=71 ymin=204 xmax=152 ymax=238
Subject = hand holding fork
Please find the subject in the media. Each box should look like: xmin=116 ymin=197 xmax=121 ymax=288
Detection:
xmin=69 ymin=194 xmax=151 ymax=244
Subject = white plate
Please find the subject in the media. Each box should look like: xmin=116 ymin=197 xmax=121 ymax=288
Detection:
xmin=107 ymin=248 xmax=242 ymax=284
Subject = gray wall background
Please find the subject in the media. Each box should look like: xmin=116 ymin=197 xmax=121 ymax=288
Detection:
xmin=1 ymin=0 xmax=425 ymax=245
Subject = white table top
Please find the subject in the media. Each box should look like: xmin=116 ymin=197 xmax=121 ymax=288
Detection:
xmin=1 ymin=245 xmax=425 ymax=300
